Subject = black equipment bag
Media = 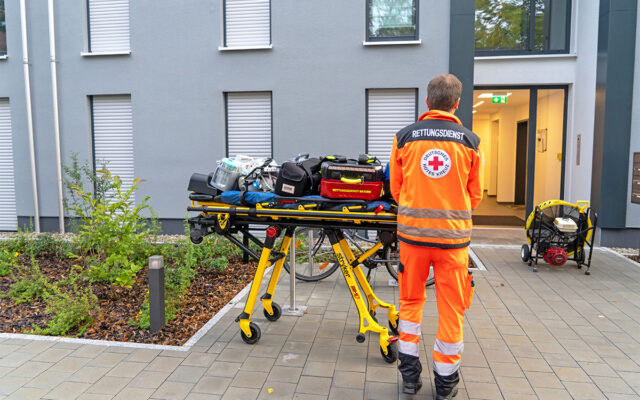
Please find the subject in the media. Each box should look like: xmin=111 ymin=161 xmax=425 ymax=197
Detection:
xmin=274 ymin=158 xmax=322 ymax=197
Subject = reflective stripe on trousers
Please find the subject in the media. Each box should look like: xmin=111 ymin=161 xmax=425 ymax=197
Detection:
xmin=397 ymin=241 xmax=469 ymax=381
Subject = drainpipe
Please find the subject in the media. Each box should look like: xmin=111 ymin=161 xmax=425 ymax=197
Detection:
xmin=48 ymin=0 xmax=65 ymax=233
xmin=19 ymin=0 xmax=40 ymax=233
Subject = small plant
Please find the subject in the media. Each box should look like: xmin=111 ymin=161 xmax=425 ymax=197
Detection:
xmin=70 ymin=171 xmax=157 ymax=288
xmin=34 ymin=282 xmax=98 ymax=336
xmin=0 ymin=250 xmax=19 ymax=277
xmin=4 ymin=258 xmax=50 ymax=304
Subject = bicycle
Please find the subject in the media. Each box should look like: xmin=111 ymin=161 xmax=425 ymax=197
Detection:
xmin=283 ymin=227 xmax=436 ymax=287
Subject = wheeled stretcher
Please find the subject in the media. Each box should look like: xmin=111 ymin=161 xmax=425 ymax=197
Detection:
xmin=187 ymin=194 xmax=401 ymax=363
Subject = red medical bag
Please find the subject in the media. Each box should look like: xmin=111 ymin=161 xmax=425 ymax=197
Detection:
xmin=320 ymin=158 xmax=384 ymax=200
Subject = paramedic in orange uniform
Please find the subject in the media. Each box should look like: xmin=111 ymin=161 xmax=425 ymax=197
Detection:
xmin=390 ymin=74 xmax=483 ymax=398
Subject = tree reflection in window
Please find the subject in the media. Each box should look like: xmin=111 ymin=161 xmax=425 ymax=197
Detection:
xmin=475 ymin=0 xmax=570 ymax=54
xmin=368 ymin=0 xmax=417 ymax=41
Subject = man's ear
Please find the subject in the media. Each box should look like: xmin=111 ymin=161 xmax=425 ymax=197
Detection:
xmin=426 ymin=98 xmax=430 ymax=110
xmin=452 ymin=98 xmax=460 ymax=111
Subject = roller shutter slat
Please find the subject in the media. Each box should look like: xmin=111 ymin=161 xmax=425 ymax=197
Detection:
xmin=225 ymin=0 xmax=270 ymax=47
xmin=367 ymin=89 xmax=416 ymax=164
xmin=0 ymin=99 xmax=17 ymax=231
xmin=226 ymin=92 xmax=272 ymax=158
xmin=92 ymin=95 xmax=135 ymax=203
xmin=89 ymin=0 xmax=130 ymax=53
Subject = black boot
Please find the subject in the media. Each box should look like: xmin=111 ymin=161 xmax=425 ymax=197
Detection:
xmin=434 ymin=370 xmax=459 ymax=400
xmin=402 ymin=377 xmax=423 ymax=395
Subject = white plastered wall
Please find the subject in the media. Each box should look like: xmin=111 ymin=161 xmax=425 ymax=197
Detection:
xmin=473 ymin=1 xmax=599 ymax=206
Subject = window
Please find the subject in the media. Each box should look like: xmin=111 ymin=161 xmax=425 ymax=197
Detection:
xmin=475 ymin=0 xmax=571 ymax=55
xmin=225 ymin=92 xmax=272 ymax=158
xmin=367 ymin=0 xmax=418 ymax=42
xmin=0 ymin=98 xmax=17 ymax=231
xmin=366 ymin=89 xmax=417 ymax=164
xmin=87 ymin=0 xmax=130 ymax=53
xmin=0 ymin=0 xmax=6 ymax=56
xmin=223 ymin=0 xmax=271 ymax=48
xmin=90 ymin=95 xmax=135 ymax=201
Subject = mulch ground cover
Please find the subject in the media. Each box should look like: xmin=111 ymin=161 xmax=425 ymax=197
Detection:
xmin=0 ymin=254 xmax=256 ymax=346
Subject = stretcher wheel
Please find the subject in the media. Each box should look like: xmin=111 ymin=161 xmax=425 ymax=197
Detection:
xmin=380 ymin=341 xmax=398 ymax=363
xmin=521 ymin=245 xmax=530 ymax=262
xmin=356 ymin=333 xmax=366 ymax=343
xmin=263 ymin=302 xmax=282 ymax=322
xmin=240 ymin=322 xmax=261 ymax=344
xmin=388 ymin=321 xmax=399 ymax=336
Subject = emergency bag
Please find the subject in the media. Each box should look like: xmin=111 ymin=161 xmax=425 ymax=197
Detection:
xmin=320 ymin=154 xmax=384 ymax=200
xmin=274 ymin=158 xmax=322 ymax=197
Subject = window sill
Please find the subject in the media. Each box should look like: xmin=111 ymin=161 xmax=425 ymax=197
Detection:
xmin=474 ymin=53 xmax=577 ymax=61
xmin=363 ymin=40 xmax=421 ymax=46
xmin=218 ymin=45 xmax=273 ymax=51
xmin=0 ymin=55 xmax=7 ymax=60
xmin=81 ymin=50 xmax=131 ymax=57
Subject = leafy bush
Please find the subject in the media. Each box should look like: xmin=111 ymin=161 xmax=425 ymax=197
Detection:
xmin=70 ymin=172 xmax=156 ymax=287
xmin=34 ymin=281 xmax=98 ymax=336
xmin=3 ymin=259 xmax=50 ymax=304
xmin=63 ymin=153 xmax=113 ymax=220
xmin=0 ymin=249 xmax=19 ymax=277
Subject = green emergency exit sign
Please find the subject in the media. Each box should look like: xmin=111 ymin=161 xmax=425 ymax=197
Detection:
xmin=492 ymin=95 xmax=508 ymax=104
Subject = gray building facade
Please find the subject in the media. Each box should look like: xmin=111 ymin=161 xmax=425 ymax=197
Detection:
xmin=1 ymin=0 xmax=639 ymax=246
xmin=0 ymin=0 xmax=466 ymax=233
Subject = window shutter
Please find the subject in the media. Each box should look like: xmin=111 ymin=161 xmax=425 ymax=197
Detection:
xmin=226 ymin=92 xmax=272 ymax=158
xmin=88 ymin=0 xmax=130 ymax=53
xmin=0 ymin=99 xmax=17 ymax=231
xmin=367 ymin=89 xmax=416 ymax=164
xmin=225 ymin=0 xmax=271 ymax=47
xmin=92 ymin=95 xmax=135 ymax=202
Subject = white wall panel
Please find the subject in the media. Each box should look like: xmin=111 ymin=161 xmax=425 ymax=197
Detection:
xmin=92 ymin=95 xmax=134 ymax=202
xmin=88 ymin=0 xmax=130 ymax=52
xmin=226 ymin=92 xmax=272 ymax=158
xmin=367 ymin=89 xmax=416 ymax=164
xmin=0 ymin=99 xmax=17 ymax=231
xmin=225 ymin=0 xmax=270 ymax=47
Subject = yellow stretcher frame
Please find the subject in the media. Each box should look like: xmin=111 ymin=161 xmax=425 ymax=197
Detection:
xmin=187 ymin=199 xmax=400 ymax=363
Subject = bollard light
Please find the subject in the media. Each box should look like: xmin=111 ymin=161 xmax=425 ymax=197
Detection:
xmin=149 ymin=255 xmax=165 ymax=333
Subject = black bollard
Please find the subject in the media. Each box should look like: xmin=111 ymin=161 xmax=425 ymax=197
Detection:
xmin=149 ymin=255 xmax=165 ymax=333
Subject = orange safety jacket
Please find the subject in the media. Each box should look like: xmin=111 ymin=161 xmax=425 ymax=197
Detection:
xmin=390 ymin=110 xmax=483 ymax=249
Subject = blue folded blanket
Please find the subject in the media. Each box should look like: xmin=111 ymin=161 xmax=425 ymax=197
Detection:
xmin=218 ymin=191 xmax=391 ymax=212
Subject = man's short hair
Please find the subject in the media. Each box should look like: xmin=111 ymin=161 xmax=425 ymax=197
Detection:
xmin=427 ymin=74 xmax=462 ymax=111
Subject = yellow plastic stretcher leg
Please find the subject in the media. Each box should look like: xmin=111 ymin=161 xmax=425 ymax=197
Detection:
xmin=338 ymin=238 xmax=399 ymax=332
xmin=261 ymin=229 xmax=293 ymax=320
xmin=327 ymin=230 xmax=397 ymax=363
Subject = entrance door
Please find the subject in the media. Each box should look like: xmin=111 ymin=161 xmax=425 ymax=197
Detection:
xmin=514 ymin=120 xmax=528 ymax=205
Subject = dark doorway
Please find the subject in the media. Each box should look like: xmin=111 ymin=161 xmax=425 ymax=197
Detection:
xmin=514 ymin=120 xmax=528 ymax=205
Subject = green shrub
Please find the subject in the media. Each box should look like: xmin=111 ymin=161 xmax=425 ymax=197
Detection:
xmin=34 ymin=282 xmax=98 ymax=336
xmin=71 ymin=172 xmax=156 ymax=288
xmin=3 ymin=259 xmax=50 ymax=304
xmin=0 ymin=249 xmax=19 ymax=277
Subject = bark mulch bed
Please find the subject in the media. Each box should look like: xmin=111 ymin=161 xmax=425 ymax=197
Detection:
xmin=0 ymin=255 xmax=256 ymax=346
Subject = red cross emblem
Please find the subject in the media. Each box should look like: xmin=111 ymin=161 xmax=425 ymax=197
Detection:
xmin=428 ymin=156 xmax=444 ymax=171
xmin=421 ymin=149 xmax=451 ymax=178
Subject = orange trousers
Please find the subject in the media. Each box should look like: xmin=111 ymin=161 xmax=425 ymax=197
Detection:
xmin=397 ymin=241 xmax=474 ymax=382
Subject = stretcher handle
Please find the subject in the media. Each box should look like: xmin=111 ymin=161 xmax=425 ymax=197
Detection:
xmin=341 ymin=177 xmax=362 ymax=184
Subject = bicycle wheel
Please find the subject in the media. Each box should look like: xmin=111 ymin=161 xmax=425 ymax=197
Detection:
xmin=385 ymin=245 xmax=435 ymax=286
xmin=283 ymin=227 xmax=339 ymax=282
xmin=343 ymin=229 xmax=378 ymax=244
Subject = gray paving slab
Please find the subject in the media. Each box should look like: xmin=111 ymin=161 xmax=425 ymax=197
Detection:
xmin=2 ymin=247 xmax=640 ymax=399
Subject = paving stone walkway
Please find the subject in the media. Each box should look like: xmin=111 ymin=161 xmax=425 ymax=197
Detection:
xmin=1 ymin=246 xmax=640 ymax=399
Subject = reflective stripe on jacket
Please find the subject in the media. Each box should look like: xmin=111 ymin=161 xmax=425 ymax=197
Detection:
xmin=390 ymin=110 xmax=483 ymax=249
